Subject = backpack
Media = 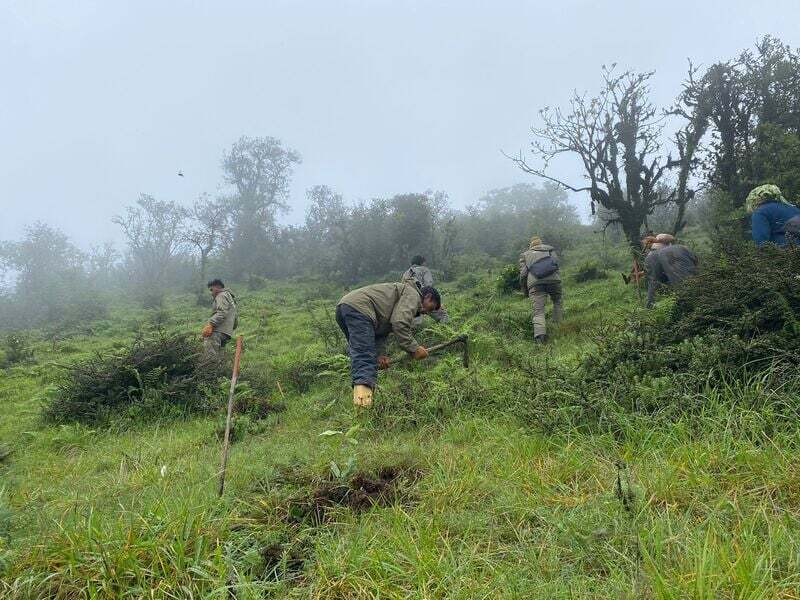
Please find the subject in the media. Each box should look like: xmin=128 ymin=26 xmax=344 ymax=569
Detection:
xmin=785 ymin=215 xmax=800 ymax=245
xmin=528 ymin=250 xmax=559 ymax=279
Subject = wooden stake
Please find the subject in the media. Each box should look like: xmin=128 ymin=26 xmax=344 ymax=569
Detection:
xmin=276 ymin=380 xmax=285 ymax=398
xmin=218 ymin=336 xmax=244 ymax=497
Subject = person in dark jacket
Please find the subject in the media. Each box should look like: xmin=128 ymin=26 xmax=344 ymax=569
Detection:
xmin=645 ymin=241 xmax=699 ymax=308
xmin=746 ymin=184 xmax=800 ymax=247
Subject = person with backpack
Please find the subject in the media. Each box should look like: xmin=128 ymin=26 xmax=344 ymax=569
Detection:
xmin=202 ymin=278 xmax=238 ymax=361
xmin=519 ymin=236 xmax=562 ymax=344
xmin=402 ymin=255 xmax=450 ymax=325
xmin=746 ymin=184 xmax=800 ymax=247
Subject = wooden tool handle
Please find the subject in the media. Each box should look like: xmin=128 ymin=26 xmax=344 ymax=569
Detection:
xmin=218 ymin=335 xmax=244 ymax=497
xmin=389 ymin=334 xmax=468 ymax=364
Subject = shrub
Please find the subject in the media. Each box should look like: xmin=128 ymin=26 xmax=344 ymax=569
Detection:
xmin=247 ymin=275 xmax=267 ymax=291
xmin=456 ymin=272 xmax=482 ymax=291
xmin=44 ymin=333 xmax=226 ymax=425
xmin=1 ymin=332 xmax=34 ymax=367
xmin=573 ymin=261 xmax=608 ymax=283
xmin=496 ymin=264 xmax=520 ymax=295
xmin=582 ymin=246 xmax=800 ymax=410
xmin=305 ymin=303 xmax=345 ymax=353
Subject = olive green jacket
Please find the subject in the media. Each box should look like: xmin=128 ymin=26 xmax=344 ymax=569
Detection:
xmin=208 ymin=288 xmax=238 ymax=337
xmin=338 ymin=282 xmax=422 ymax=353
xmin=519 ymin=244 xmax=561 ymax=293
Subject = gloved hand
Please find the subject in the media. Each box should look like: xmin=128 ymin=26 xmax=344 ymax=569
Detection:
xmin=377 ymin=355 xmax=391 ymax=370
xmin=201 ymin=323 xmax=214 ymax=338
xmin=412 ymin=346 xmax=429 ymax=360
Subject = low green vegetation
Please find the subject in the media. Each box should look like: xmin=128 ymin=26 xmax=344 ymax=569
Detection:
xmin=2 ymin=245 xmax=800 ymax=598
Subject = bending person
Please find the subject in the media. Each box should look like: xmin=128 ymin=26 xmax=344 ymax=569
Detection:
xmin=645 ymin=236 xmax=698 ymax=308
xmin=402 ymin=255 xmax=450 ymax=324
xmin=336 ymin=281 xmax=441 ymax=407
xmin=746 ymin=184 xmax=800 ymax=247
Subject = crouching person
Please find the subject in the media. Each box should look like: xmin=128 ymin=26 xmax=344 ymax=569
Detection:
xmin=336 ymin=281 xmax=441 ymax=407
xmin=645 ymin=236 xmax=698 ymax=308
xmin=402 ymin=255 xmax=450 ymax=325
xmin=202 ymin=279 xmax=238 ymax=362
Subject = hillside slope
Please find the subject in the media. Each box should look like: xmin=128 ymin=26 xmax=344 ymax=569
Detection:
xmin=2 ymin=264 xmax=799 ymax=598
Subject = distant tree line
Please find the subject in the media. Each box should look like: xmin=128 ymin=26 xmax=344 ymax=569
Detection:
xmin=2 ymin=36 xmax=799 ymax=330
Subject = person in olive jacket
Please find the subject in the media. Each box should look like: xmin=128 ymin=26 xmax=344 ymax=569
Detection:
xmin=202 ymin=279 xmax=238 ymax=360
xmin=336 ymin=281 xmax=441 ymax=407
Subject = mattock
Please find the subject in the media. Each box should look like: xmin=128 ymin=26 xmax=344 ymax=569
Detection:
xmin=389 ymin=334 xmax=470 ymax=368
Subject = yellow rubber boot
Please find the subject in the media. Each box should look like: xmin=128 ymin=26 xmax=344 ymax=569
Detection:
xmin=353 ymin=384 xmax=373 ymax=408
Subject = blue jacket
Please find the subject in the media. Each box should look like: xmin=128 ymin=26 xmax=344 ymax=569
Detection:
xmin=751 ymin=202 xmax=800 ymax=246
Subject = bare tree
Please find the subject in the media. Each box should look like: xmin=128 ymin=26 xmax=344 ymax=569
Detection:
xmin=510 ymin=68 xmax=706 ymax=247
xmin=185 ymin=193 xmax=230 ymax=293
xmin=113 ymin=195 xmax=188 ymax=293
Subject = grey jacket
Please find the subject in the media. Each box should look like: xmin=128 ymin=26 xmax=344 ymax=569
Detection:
xmin=208 ymin=288 xmax=238 ymax=336
xmin=402 ymin=265 xmax=434 ymax=289
xmin=645 ymin=245 xmax=698 ymax=307
xmin=519 ymin=244 xmax=561 ymax=293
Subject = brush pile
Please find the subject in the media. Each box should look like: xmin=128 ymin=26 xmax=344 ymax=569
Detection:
xmin=44 ymin=332 xmax=225 ymax=424
xmin=579 ymin=244 xmax=800 ymax=415
xmin=588 ymin=245 xmax=800 ymax=374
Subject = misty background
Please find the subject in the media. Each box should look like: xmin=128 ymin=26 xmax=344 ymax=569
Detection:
xmin=4 ymin=0 xmax=799 ymax=249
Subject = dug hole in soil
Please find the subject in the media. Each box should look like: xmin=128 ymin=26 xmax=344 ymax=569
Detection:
xmin=286 ymin=464 xmax=424 ymax=526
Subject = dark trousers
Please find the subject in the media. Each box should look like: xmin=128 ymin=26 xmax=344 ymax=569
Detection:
xmin=336 ymin=304 xmax=377 ymax=388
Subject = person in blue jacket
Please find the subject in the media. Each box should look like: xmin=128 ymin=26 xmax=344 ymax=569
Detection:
xmin=746 ymin=184 xmax=800 ymax=247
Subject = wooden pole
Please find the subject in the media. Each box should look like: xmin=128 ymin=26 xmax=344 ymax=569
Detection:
xmin=218 ymin=335 xmax=244 ymax=497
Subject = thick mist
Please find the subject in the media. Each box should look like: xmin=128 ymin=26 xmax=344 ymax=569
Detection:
xmin=3 ymin=0 xmax=799 ymax=249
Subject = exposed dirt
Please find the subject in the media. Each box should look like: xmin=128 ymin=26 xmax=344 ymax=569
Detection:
xmin=285 ymin=464 xmax=423 ymax=526
xmin=260 ymin=539 xmax=309 ymax=579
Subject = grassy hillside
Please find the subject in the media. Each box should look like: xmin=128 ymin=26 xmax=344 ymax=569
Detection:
xmin=2 ymin=256 xmax=800 ymax=598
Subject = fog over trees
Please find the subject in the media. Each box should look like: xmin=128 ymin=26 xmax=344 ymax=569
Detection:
xmin=2 ymin=37 xmax=800 ymax=330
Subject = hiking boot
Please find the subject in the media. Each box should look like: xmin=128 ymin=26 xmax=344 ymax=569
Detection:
xmin=353 ymin=384 xmax=373 ymax=408
xmin=534 ymin=335 xmax=547 ymax=344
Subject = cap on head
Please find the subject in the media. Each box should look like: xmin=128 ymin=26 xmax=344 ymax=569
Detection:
xmin=529 ymin=236 xmax=543 ymax=248
xmin=746 ymin=184 xmax=787 ymax=213
xmin=642 ymin=235 xmax=657 ymax=250
xmin=655 ymin=233 xmax=675 ymax=245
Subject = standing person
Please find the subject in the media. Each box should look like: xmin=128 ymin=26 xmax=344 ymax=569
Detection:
xmin=746 ymin=184 xmax=800 ymax=247
xmin=202 ymin=279 xmax=238 ymax=361
xmin=644 ymin=238 xmax=699 ymax=308
xmin=519 ymin=236 xmax=562 ymax=344
xmin=336 ymin=281 xmax=441 ymax=408
xmin=402 ymin=255 xmax=450 ymax=324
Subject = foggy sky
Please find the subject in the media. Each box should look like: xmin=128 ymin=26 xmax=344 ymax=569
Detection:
xmin=3 ymin=0 xmax=799 ymax=249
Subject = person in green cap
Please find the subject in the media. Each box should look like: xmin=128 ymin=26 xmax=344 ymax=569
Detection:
xmin=746 ymin=184 xmax=800 ymax=247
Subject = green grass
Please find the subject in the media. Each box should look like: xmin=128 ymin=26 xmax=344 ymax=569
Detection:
xmin=2 ymin=262 xmax=800 ymax=598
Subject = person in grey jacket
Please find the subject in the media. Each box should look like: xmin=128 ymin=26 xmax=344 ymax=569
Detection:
xmin=402 ymin=256 xmax=450 ymax=325
xmin=519 ymin=236 xmax=562 ymax=344
xmin=645 ymin=240 xmax=698 ymax=308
